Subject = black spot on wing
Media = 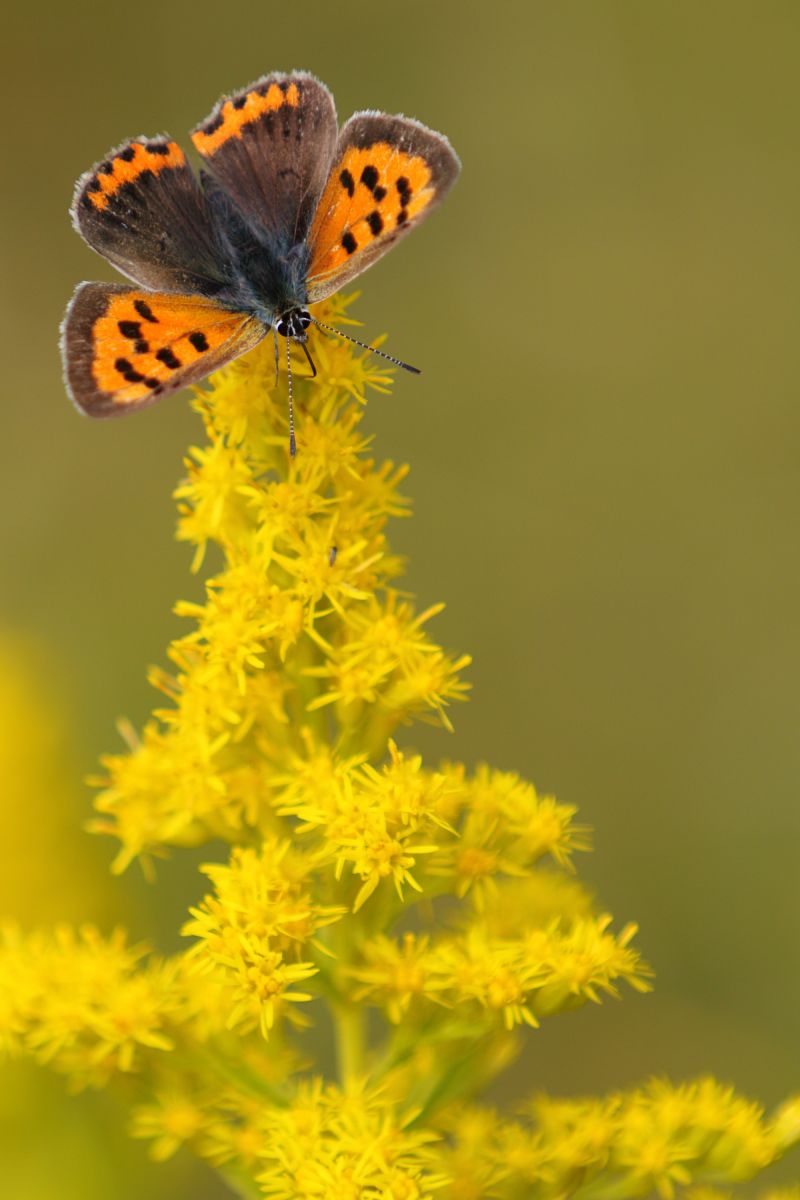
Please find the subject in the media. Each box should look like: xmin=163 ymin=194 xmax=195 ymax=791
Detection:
xmin=134 ymin=299 xmax=158 ymax=323
xmin=342 ymin=231 xmax=357 ymax=254
xmin=156 ymin=347 xmax=181 ymax=369
xmin=396 ymin=176 xmax=412 ymax=205
xmin=360 ymin=165 xmax=379 ymax=190
xmin=115 ymin=357 xmax=145 ymax=384
xmin=189 ymin=331 xmax=209 ymax=352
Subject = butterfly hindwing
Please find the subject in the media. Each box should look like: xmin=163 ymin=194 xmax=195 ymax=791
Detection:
xmin=191 ymin=72 xmax=338 ymax=249
xmin=62 ymin=283 xmax=265 ymax=417
xmin=305 ymin=113 xmax=461 ymax=302
xmin=73 ymin=137 xmax=228 ymax=296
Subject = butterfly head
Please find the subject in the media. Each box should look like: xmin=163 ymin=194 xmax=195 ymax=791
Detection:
xmin=275 ymin=308 xmax=311 ymax=342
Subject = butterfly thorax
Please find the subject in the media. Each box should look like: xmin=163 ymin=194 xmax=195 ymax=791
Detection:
xmin=229 ymin=237 xmax=310 ymax=323
xmin=205 ymin=176 xmax=311 ymax=328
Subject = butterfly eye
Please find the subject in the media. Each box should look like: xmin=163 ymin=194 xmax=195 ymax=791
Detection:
xmin=298 ymin=309 xmax=311 ymax=330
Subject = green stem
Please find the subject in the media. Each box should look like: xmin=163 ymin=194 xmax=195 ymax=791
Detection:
xmin=173 ymin=1044 xmax=289 ymax=1108
xmin=367 ymin=1014 xmax=437 ymax=1084
xmin=289 ymin=636 xmax=328 ymax=743
xmin=405 ymin=1034 xmax=493 ymax=1128
xmin=328 ymin=906 xmax=367 ymax=1084
xmin=358 ymin=707 xmax=398 ymax=761
xmin=333 ymin=1000 xmax=366 ymax=1084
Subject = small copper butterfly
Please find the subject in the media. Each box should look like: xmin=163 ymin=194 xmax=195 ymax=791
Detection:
xmin=61 ymin=71 xmax=460 ymax=453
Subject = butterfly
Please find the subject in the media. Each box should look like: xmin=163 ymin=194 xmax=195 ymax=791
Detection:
xmin=61 ymin=71 xmax=460 ymax=454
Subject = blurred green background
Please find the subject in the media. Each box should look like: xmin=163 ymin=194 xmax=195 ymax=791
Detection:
xmin=3 ymin=0 xmax=800 ymax=1194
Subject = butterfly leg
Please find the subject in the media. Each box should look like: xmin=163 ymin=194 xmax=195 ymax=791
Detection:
xmin=300 ymin=341 xmax=317 ymax=378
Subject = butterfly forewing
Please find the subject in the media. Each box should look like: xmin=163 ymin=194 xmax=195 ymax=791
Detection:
xmin=191 ymin=72 xmax=338 ymax=249
xmin=63 ymin=284 xmax=265 ymax=417
xmin=72 ymin=138 xmax=228 ymax=297
xmin=305 ymin=114 xmax=460 ymax=302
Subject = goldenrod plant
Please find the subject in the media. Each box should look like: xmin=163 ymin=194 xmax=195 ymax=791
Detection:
xmin=3 ymin=299 xmax=799 ymax=1199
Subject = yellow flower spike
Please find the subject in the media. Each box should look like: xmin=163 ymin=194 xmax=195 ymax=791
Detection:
xmin=15 ymin=291 xmax=799 ymax=1196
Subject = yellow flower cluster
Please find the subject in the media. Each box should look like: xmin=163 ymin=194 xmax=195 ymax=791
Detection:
xmin=254 ymin=1081 xmax=447 ymax=1200
xmin=0 ymin=923 xmax=174 ymax=1085
xmin=90 ymin=297 xmax=468 ymax=872
xmin=183 ymin=838 xmax=343 ymax=1037
xmin=439 ymin=1082 xmax=800 ymax=1200
xmin=2 ymin=296 xmax=798 ymax=1198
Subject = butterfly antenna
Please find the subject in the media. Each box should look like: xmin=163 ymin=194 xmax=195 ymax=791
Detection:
xmin=310 ymin=318 xmax=421 ymax=374
xmin=286 ymin=335 xmax=296 ymax=457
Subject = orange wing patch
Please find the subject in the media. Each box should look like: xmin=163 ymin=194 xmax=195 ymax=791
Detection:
xmin=63 ymin=284 xmax=265 ymax=417
xmin=84 ymin=140 xmax=186 ymax=211
xmin=192 ymin=79 xmax=300 ymax=157
xmin=308 ymin=144 xmax=434 ymax=284
xmin=92 ymin=292 xmax=244 ymax=401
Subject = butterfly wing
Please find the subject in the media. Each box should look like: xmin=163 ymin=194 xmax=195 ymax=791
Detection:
xmin=305 ymin=113 xmax=460 ymax=303
xmin=73 ymin=136 xmax=228 ymax=296
xmin=62 ymin=283 xmax=265 ymax=417
xmin=191 ymin=72 xmax=338 ymax=250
